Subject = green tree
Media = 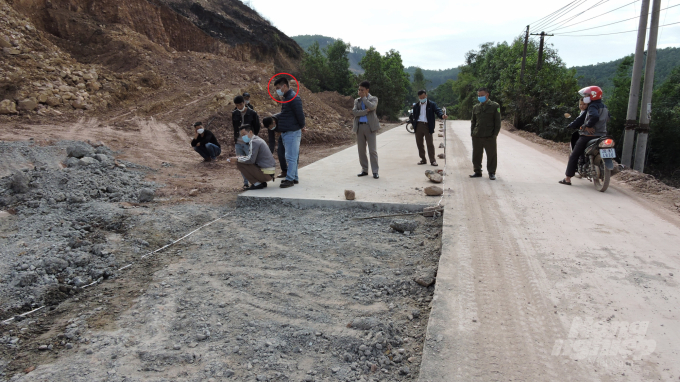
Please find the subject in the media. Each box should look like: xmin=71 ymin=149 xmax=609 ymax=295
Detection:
xmin=647 ymin=65 xmax=680 ymax=183
xmin=359 ymin=47 xmax=409 ymax=120
xmin=412 ymin=67 xmax=430 ymax=93
xmin=324 ymin=39 xmax=354 ymax=95
xmin=605 ymin=55 xmax=635 ymax=156
xmin=300 ymin=42 xmax=329 ymax=93
xmin=429 ymin=79 xmax=458 ymax=111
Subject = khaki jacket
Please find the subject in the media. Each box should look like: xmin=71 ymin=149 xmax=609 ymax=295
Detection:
xmin=471 ymin=100 xmax=501 ymax=138
xmin=352 ymin=94 xmax=380 ymax=133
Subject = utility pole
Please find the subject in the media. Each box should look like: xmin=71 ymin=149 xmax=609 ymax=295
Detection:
xmin=531 ymin=32 xmax=554 ymax=70
xmin=520 ymin=25 xmax=530 ymax=82
xmin=621 ymin=0 xmax=650 ymax=168
xmin=634 ymin=0 xmax=661 ymax=172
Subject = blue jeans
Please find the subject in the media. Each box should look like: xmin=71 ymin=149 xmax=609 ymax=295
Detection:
xmin=281 ymin=129 xmax=301 ymax=181
xmin=194 ymin=143 xmax=221 ymax=160
xmin=235 ymin=143 xmax=250 ymax=185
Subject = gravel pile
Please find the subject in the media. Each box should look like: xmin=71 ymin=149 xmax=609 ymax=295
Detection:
xmin=0 ymin=140 xmax=158 ymax=314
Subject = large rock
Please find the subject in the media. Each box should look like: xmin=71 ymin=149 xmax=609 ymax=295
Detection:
xmin=17 ymin=98 xmax=37 ymax=111
xmin=390 ymin=219 xmax=418 ymax=233
xmin=67 ymin=143 xmax=94 ymax=158
xmin=344 ymin=190 xmax=355 ymax=200
xmin=10 ymin=172 xmax=29 ymax=194
xmin=138 ymin=188 xmax=155 ymax=203
xmin=0 ymin=99 xmax=17 ymax=114
xmin=424 ymin=186 xmax=443 ymax=196
xmin=426 ymin=172 xmax=443 ymax=183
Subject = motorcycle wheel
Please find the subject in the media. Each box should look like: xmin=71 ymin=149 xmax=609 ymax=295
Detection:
xmin=405 ymin=122 xmax=415 ymax=134
xmin=592 ymin=156 xmax=610 ymax=192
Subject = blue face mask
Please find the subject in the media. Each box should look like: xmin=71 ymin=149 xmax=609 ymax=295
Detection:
xmin=419 ymin=98 xmax=427 ymax=104
xmin=478 ymin=96 xmax=487 ymax=103
xmin=276 ymin=89 xmax=284 ymax=97
xmin=242 ymin=135 xmax=251 ymax=143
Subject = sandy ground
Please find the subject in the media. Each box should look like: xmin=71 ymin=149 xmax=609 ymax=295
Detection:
xmin=419 ymin=121 xmax=680 ymax=382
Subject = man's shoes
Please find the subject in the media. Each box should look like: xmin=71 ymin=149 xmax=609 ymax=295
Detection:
xmin=418 ymin=160 xmax=427 ymax=165
xmin=373 ymin=173 xmax=379 ymax=179
xmin=277 ymin=172 xmax=287 ymax=178
xmin=294 ymin=180 xmax=299 ymax=184
xmin=280 ymin=180 xmax=295 ymax=188
xmin=469 ymin=172 xmax=483 ymax=178
xmin=489 ymin=173 xmax=496 ymax=180
xmin=203 ymin=158 xmax=212 ymax=162
xmin=431 ymin=162 xmax=438 ymax=167
xmin=242 ymin=184 xmax=250 ymax=190
xmin=248 ymin=182 xmax=267 ymax=190
xmin=357 ymin=172 xmax=369 ymax=177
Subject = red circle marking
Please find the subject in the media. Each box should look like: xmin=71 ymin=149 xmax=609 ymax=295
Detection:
xmin=267 ymin=73 xmax=300 ymax=104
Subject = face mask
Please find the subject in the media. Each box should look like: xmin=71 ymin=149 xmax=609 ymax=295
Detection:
xmin=276 ymin=89 xmax=284 ymax=97
xmin=238 ymin=106 xmax=246 ymax=112
xmin=197 ymin=128 xmax=204 ymax=134
xmin=583 ymin=96 xmax=591 ymax=104
xmin=269 ymin=124 xmax=276 ymax=130
xmin=478 ymin=96 xmax=487 ymax=103
xmin=245 ymin=100 xmax=250 ymax=104
xmin=419 ymin=98 xmax=427 ymax=104
xmin=242 ymin=135 xmax=251 ymax=143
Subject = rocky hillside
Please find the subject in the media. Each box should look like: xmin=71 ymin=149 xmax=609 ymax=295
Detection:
xmin=0 ymin=0 xmax=352 ymax=143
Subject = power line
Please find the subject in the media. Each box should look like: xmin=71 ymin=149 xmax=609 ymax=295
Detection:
xmin=544 ymin=0 xmax=612 ymax=31
xmin=533 ymin=0 xmax=589 ymax=31
xmin=550 ymin=0 xmax=641 ymax=31
xmin=552 ymin=20 xmax=680 ymax=36
xmin=556 ymin=3 xmax=680 ymax=34
xmin=528 ymin=0 xmax=581 ymax=27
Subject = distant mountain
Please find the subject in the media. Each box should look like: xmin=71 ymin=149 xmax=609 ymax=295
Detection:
xmin=292 ymin=35 xmax=460 ymax=88
xmin=572 ymin=47 xmax=680 ymax=92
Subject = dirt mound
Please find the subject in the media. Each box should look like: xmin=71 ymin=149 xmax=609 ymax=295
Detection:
xmin=316 ymin=91 xmax=355 ymax=119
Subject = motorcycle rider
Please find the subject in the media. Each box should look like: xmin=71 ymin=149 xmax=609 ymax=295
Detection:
xmin=559 ymin=86 xmax=609 ymax=185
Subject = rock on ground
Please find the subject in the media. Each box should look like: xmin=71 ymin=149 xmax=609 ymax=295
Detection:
xmin=66 ymin=143 xmax=94 ymax=159
xmin=425 ymin=186 xmax=443 ymax=196
xmin=138 ymin=188 xmax=155 ymax=203
xmin=415 ymin=268 xmax=437 ymax=287
xmin=390 ymin=219 xmax=419 ymax=233
xmin=344 ymin=190 xmax=355 ymax=200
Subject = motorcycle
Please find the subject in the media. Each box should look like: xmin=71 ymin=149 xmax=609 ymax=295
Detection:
xmin=571 ymin=130 xmax=616 ymax=192
xmin=405 ymin=109 xmax=415 ymax=133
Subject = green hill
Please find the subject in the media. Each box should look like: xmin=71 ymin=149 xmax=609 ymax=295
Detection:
xmin=572 ymin=47 xmax=680 ymax=93
xmin=292 ymin=35 xmax=459 ymax=88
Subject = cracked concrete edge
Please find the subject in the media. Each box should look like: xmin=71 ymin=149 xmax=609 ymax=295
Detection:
xmin=236 ymin=194 xmax=432 ymax=212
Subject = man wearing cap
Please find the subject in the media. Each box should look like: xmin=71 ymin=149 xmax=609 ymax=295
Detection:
xmin=243 ymin=92 xmax=254 ymax=110
xmin=190 ymin=122 xmax=221 ymax=162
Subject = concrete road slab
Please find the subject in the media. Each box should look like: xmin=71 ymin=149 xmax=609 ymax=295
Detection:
xmin=419 ymin=120 xmax=680 ymax=381
xmin=238 ymin=123 xmax=449 ymax=210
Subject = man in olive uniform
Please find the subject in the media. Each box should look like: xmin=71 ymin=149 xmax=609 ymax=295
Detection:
xmin=470 ymin=87 xmax=501 ymax=180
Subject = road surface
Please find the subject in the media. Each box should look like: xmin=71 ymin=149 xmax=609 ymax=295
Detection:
xmin=419 ymin=120 xmax=680 ymax=382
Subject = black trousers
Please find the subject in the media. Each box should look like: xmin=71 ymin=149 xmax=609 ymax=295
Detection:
xmin=566 ymin=135 xmax=596 ymax=177
xmin=277 ymin=135 xmax=287 ymax=172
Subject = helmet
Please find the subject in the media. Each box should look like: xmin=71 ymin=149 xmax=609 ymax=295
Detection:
xmin=242 ymin=92 xmax=250 ymax=97
xmin=578 ymin=86 xmax=603 ymax=103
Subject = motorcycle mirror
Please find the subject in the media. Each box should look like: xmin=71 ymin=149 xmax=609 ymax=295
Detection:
xmin=564 ymin=113 xmax=571 ymax=118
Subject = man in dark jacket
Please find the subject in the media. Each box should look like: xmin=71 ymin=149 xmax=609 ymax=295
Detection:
xmin=232 ymin=95 xmax=262 ymax=188
xmin=190 ymin=122 xmax=221 ymax=162
xmin=243 ymin=92 xmax=254 ymax=110
xmin=470 ymin=87 xmax=501 ymax=180
xmin=274 ymin=77 xmax=306 ymax=188
xmin=263 ymin=115 xmax=292 ymax=179
xmin=412 ymin=90 xmax=447 ymax=166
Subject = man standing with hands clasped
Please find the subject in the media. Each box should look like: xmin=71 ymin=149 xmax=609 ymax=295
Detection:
xmin=470 ymin=87 xmax=501 ymax=180
xmin=352 ymin=81 xmax=380 ymax=179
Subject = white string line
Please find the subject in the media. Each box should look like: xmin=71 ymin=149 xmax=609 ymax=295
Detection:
xmin=436 ymin=117 xmax=448 ymax=207
xmin=2 ymin=210 xmax=234 ymax=325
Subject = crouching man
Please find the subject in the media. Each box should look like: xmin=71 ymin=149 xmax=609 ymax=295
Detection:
xmin=227 ymin=125 xmax=276 ymax=190
xmin=191 ymin=121 xmax=221 ymax=162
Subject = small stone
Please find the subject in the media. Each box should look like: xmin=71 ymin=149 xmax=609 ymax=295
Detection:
xmin=424 ymin=186 xmax=443 ymax=196
xmin=390 ymin=219 xmax=418 ymax=233
xmin=399 ymin=366 xmax=410 ymax=375
xmin=3 ymin=47 xmax=21 ymax=55
xmin=18 ymin=98 xmax=38 ymax=111
xmin=344 ymin=190 xmax=355 ymax=200
xmin=85 ymin=348 xmax=93 ymax=354
xmin=427 ymin=172 xmax=443 ymax=183
xmin=349 ymin=317 xmax=380 ymax=330
xmin=439 ymin=143 xmax=445 ymax=148
xmin=437 ymin=153 xmax=446 ymax=159
xmin=138 ymin=188 xmax=154 ymax=203
xmin=67 ymin=144 xmax=94 ymax=158
xmin=224 ymin=369 xmax=235 ymax=377
xmin=414 ymin=268 xmax=436 ymax=287
xmin=189 ymin=189 xmax=199 ymax=197
xmin=10 ymin=171 xmax=29 ymax=194
xmin=438 ymin=133 xmax=443 ymax=137
xmin=65 ymin=343 xmax=73 ymax=349
xmin=173 ymin=344 xmax=181 ymax=350
xmin=24 ymin=365 xmax=36 ymax=373
xmin=0 ymin=99 xmax=18 ymax=114
xmin=233 ymin=345 xmax=240 ymax=353
xmin=79 ymin=157 xmax=98 ymax=166
xmin=38 ymin=345 xmax=49 ymax=351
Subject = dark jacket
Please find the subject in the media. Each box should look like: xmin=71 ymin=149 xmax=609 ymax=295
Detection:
xmin=265 ymin=115 xmax=280 ymax=153
xmin=231 ymin=108 xmax=261 ymax=142
xmin=471 ymin=100 xmax=501 ymax=138
xmin=568 ymin=100 xmax=608 ymax=136
xmin=411 ymin=100 xmax=444 ymax=134
xmin=277 ymin=89 xmax=305 ymax=132
xmin=191 ymin=129 xmax=220 ymax=148
xmin=246 ymin=103 xmax=254 ymax=110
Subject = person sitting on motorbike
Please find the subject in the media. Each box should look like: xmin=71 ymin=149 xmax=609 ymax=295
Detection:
xmin=559 ymin=86 xmax=609 ymax=185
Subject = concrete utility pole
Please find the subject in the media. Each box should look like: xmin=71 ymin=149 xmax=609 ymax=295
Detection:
xmin=634 ymin=0 xmax=661 ymax=172
xmin=621 ymin=0 xmax=651 ymax=168
xmin=531 ymin=32 xmax=554 ymax=70
xmin=520 ymin=25 xmax=530 ymax=82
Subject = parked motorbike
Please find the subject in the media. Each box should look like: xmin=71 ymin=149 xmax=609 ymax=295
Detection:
xmin=571 ymin=130 xmax=616 ymax=192
xmin=405 ymin=109 xmax=415 ymax=133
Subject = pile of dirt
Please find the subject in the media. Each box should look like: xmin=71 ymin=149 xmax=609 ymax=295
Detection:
xmin=316 ymin=91 xmax=355 ymax=121
xmin=503 ymin=122 xmax=571 ymax=156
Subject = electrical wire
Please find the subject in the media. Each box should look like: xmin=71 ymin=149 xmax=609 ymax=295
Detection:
xmin=533 ymin=0 xmax=589 ymax=31
xmin=528 ymin=0 xmax=582 ymax=28
xmin=552 ymin=20 xmax=680 ymax=36
xmin=543 ymin=0 xmax=612 ymax=32
xmin=556 ymin=3 xmax=680 ymax=34
xmin=660 ymin=0 xmax=672 ymax=39
xmin=550 ymin=0 xmax=640 ymax=32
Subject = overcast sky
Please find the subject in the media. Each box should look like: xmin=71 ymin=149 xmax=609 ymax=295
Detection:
xmin=246 ymin=0 xmax=680 ymax=69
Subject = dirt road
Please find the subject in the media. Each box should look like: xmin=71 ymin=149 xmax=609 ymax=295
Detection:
xmin=419 ymin=121 xmax=680 ymax=381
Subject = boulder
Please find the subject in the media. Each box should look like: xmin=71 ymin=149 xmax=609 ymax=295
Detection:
xmin=138 ymin=188 xmax=155 ymax=203
xmin=67 ymin=143 xmax=94 ymax=158
xmin=0 ymin=99 xmax=17 ymax=114
xmin=390 ymin=219 xmax=418 ymax=233
xmin=424 ymin=186 xmax=443 ymax=196
xmin=17 ymin=98 xmax=37 ymax=111
xmin=344 ymin=190 xmax=355 ymax=200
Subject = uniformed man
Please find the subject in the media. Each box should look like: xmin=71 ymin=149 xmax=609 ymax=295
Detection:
xmin=470 ymin=87 xmax=501 ymax=180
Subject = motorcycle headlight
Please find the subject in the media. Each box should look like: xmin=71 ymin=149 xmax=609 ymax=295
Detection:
xmin=599 ymin=138 xmax=615 ymax=148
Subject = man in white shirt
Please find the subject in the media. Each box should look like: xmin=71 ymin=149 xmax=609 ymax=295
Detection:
xmin=411 ymin=90 xmax=447 ymax=166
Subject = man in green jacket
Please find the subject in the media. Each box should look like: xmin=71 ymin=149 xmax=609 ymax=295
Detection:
xmin=470 ymin=88 xmax=501 ymax=180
